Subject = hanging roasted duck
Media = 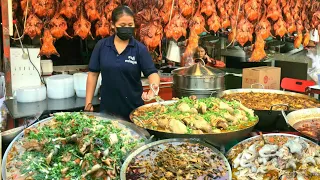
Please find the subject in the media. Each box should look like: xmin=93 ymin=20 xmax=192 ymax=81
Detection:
xmin=235 ymin=17 xmax=254 ymax=46
xmin=274 ymin=16 xmax=287 ymax=38
xmin=73 ymin=5 xmax=93 ymax=40
xmin=24 ymin=13 xmax=43 ymax=39
xmin=189 ymin=0 xmax=207 ymax=35
xmin=38 ymin=29 xmax=60 ymax=58
xmin=266 ymin=0 xmax=281 ymax=22
xmin=165 ymin=13 xmax=188 ymax=41
xmin=245 ymin=0 xmax=260 ymax=22
xmin=95 ymin=12 xmax=111 ymax=38
xmin=60 ymin=0 xmax=80 ymax=19
xmin=183 ymin=31 xmax=199 ymax=60
xmin=250 ymin=35 xmax=266 ymax=62
xmin=159 ymin=0 xmax=176 ymax=25
xmin=178 ymin=0 xmax=194 ymax=17
xmin=255 ymin=4 xmax=272 ymax=40
xmin=200 ymin=0 xmax=216 ymax=17
xmin=32 ymin=0 xmax=56 ymax=18
xmin=49 ymin=3 xmax=72 ymax=39
xmin=84 ymin=0 xmax=100 ymax=21
xmin=105 ymin=0 xmax=119 ymax=21
xmin=21 ymin=0 xmax=32 ymax=17
xmin=208 ymin=12 xmax=221 ymax=33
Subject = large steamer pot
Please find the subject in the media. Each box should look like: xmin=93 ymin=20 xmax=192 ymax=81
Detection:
xmin=172 ymin=86 xmax=223 ymax=99
xmin=219 ymin=88 xmax=320 ymax=131
xmin=172 ymin=60 xmax=225 ymax=99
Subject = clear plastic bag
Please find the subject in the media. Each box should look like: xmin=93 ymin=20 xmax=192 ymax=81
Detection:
xmin=307 ymin=49 xmax=320 ymax=84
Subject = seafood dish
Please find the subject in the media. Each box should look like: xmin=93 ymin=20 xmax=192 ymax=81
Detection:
xmin=131 ymin=96 xmax=258 ymax=134
xmin=124 ymin=139 xmax=231 ymax=180
xmin=4 ymin=112 xmax=145 ymax=180
xmin=227 ymin=134 xmax=320 ymax=180
xmin=293 ymin=119 xmax=320 ymax=141
xmin=222 ymin=92 xmax=320 ymax=110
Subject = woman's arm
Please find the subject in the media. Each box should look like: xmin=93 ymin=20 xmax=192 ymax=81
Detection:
xmin=85 ymin=72 xmax=99 ymax=111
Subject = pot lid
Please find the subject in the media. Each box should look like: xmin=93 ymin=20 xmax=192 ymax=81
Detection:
xmin=172 ymin=60 xmax=225 ymax=76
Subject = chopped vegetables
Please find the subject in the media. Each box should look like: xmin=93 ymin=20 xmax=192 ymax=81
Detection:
xmin=6 ymin=112 xmax=145 ymax=180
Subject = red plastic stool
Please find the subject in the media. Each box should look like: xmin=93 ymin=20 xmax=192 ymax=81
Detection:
xmin=281 ymin=78 xmax=316 ymax=94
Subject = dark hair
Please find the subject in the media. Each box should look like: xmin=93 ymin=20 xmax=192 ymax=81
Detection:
xmin=194 ymin=45 xmax=208 ymax=58
xmin=111 ymin=5 xmax=134 ymax=24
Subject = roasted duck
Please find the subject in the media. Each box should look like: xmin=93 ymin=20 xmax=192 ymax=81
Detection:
xmin=208 ymin=13 xmax=221 ymax=33
xmin=49 ymin=9 xmax=72 ymax=39
xmin=245 ymin=0 xmax=260 ymax=22
xmin=73 ymin=10 xmax=93 ymax=40
xmin=274 ymin=17 xmax=287 ymax=38
xmin=255 ymin=5 xmax=272 ymax=40
xmin=60 ymin=0 xmax=80 ymax=19
xmin=84 ymin=0 xmax=100 ymax=21
xmin=139 ymin=21 xmax=163 ymax=52
xmin=250 ymin=35 xmax=266 ymax=62
xmin=266 ymin=0 xmax=281 ymax=22
xmin=32 ymin=0 xmax=56 ymax=18
xmin=24 ymin=14 xmax=43 ymax=39
xmin=178 ymin=0 xmax=194 ymax=17
xmin=189 ymin=0 xmax=206 ymax=35
xmin=200 ymin=0 xmax=216 ymax=17
xmin=236 ymin=18 xmax=254 ymax=46
xmin=104 ymin=0 xmax=119 ymax=21
xmin=183 ymin=31 xmax=199 ymax=59
xmin=39 ymin=29 xmax=60 ymax=58
xmin=21 ymin=0 xmax=32 ymax=16
xmin=95 ymin=13 xmax=111 ymax=38
xmin=165 ymin=13 xmax=188 ymax=41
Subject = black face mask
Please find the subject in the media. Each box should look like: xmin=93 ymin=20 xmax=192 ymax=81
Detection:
xmin=116 ymin=27 xmax=134 ymax=40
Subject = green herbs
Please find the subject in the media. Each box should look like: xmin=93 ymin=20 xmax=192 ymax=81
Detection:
xmin=15 ymin=112 xmax=142 ymax=180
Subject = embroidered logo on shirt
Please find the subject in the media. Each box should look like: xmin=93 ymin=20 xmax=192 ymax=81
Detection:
xmin=125 ymin=56 xmax=137 ymax=65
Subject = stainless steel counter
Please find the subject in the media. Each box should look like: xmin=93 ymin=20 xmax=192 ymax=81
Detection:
xmin=5 ymin=96 xmax=100 ymax=119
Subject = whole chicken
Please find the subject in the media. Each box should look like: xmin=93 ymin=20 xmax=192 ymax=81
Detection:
xmin=84 ymin=0 xmax=100 ymax=21
xmin=208 ymin=13 xmax=221 ymax=33
xmin=274 ymin=17 xmax=287 ymax=38
xmin=49 ymin=9 xmax=72 ymax=39
xmin=32 ymin=0 xmax=56 ymax=18
xmin=73 ymin=10 xmax=93 ymax=40
xmin=165 ymin=13 xmax=188 ymax=41
xmin=200 ymin=0 xmax=216 ymax=17
xmin=95 ymin=13 xmax=111 ymax=38
xmin=178 ymin=0 xmax=194 ymax=17
xmin=189 ymin=0 xmax=206 ymax=35
xmin=60 ymin=0 xmax=80 ymax=19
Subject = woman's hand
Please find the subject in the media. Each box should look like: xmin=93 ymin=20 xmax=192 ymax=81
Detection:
xmin=84 ymin=103 xmax=94 ymax=112
xmin=204 ymin=54 xmax=211 ymax=61
xmin=142 ymin=84 xmax=159 ymax=101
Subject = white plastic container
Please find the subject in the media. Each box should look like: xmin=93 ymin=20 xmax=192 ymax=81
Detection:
xmin=73 ymin=72 xmax=101 ymax=98
xmin=47 ymin=74 xmax=75 ymax=99
xmin=16 ymin=85 xmax=46 ymax=103
xmin=41 ymin=60 xmax=53 ymax=75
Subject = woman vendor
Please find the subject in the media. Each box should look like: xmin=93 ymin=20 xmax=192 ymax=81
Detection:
xmin=195 ymin=45 xmax=226 ymax=68
xmin=85 ymin=6 xmax=160 ymax=120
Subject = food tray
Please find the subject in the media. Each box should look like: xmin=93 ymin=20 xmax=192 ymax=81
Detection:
xmin=121 ymin=138 xmax=232 ymax=180
xmin=2 ymin=112 xmax=150 ymax=180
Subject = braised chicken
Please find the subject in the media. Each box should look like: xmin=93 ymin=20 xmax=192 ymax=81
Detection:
xmin=49 ymin=9 xmax=72 ymax=39
xmin=60 ymin=0 xmax=80 ymax=19
xmin=73 ymin=10 xmax=93 ymax=40
xmin=39 ymin=29 xmax=60 ymax=58
xmin=32 ymin=0 xmax=55 ymax=18
xmin=24 ymin=14 xmax=43 ymax=39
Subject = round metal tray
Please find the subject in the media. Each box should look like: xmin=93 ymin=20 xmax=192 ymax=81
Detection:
xmin=120 ymin=138 xmax=232 ymax=180
xmin=2 ymin=112 xmax=150 ymax=180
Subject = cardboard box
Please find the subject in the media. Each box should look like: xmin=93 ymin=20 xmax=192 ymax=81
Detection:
xmin=242 ymin=66 xmax=281 ymax=90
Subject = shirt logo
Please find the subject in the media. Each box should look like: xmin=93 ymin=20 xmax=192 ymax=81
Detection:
xmin=125 ymin=56 xmax=137 ymax=65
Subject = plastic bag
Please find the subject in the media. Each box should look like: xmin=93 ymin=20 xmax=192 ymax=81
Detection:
xmin=307 ymin=49 xmax=320 ymax=84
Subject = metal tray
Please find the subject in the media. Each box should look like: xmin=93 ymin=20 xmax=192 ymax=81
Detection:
xmin=121 ymin=138 xmax=232 ymax=180
xmin=2 ymin=112 xmax=150 ymax=180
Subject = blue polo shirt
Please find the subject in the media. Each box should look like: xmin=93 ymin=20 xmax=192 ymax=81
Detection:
xmin=88 ymin=35 xmax=157 ymax=120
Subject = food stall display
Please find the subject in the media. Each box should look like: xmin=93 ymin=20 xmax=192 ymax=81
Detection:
xmin=122 ymin=139 xmax=231 ymax=180
xmin=3 ymin=112 xmax=149 ymax=179
xmin=12 ymin=0 xmax=320 ymax=62
xmin=227 ymin=134 xmax=320 ymax=180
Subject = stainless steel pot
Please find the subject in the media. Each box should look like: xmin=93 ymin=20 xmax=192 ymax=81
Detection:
xmin=172 ymin=60 xmax=225 ymax=97
xmin=172 ymin=86 xmax=223 ymax=98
